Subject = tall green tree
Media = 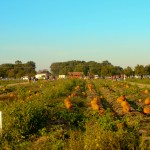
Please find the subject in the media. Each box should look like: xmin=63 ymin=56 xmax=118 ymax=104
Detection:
xmin=134 ymin=64 xmax=145 ymax=78
xmin=145 ymin=64 xmax=150 ymax=76
xmin=24 ymin=61 xmax=36 ymax=76
xmin=123 ymin=66 xmax=133 ymax=77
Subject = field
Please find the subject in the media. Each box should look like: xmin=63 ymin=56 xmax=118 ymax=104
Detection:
xmin=0 ymin=78 xmax=150 ymax=150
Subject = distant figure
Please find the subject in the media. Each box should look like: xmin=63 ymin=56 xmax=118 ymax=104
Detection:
xmin=28 ymin=76 xmax=31 ymax=83
xmin=46 ymin=75 xmax=49 ymax=80
xmin=124 ymin=75 xmax=126 ymax=81
xmin=52 ymin=76 xmax=56 ymax=80
xmin=33 ymin=77 xmax=37 ymax=83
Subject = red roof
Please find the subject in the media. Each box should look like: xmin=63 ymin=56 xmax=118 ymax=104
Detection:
xmin=68 ymin=72 xmax=83 ymax=75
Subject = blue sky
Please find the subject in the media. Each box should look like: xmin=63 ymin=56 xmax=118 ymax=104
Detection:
xmin=0 ymin=0 xmax=150 ymax=71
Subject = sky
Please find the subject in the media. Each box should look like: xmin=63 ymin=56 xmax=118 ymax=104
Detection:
xmin=0 ymin=0 xmax=150 ymax=71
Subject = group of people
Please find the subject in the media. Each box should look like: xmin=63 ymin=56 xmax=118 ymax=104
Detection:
xmin=28 ymin=76 xmax=38 ymax=83
xmin=111 ymin=75 xmax=126 ymax=81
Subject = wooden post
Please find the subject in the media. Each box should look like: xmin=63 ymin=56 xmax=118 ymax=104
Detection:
xmin=0 ymin=111 xmax=2 ymax=137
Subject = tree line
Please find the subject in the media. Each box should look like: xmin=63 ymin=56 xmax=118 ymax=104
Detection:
xmin=0 ymin=60 xmax=36 ymax=78
xmin=0 ymin=60 xmax=150 ymax=79
xmin=50 ymin=60 xmax=150 ymax=78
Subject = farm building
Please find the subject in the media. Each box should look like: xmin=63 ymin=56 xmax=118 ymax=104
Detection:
xmin=58 ymin=75 xmax=66 ymax=79
xmin=68 ymin=72 xmax=84 ymax=78
xmin=35 ymin=73 xmax=49 ymax=80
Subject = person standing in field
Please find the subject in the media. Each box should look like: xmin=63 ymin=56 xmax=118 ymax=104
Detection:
xmin=28 ymin=76 xmax=31 ymax=83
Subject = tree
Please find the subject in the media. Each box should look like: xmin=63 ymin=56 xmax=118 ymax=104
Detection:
xmin=7 ymin=69 xmax=16 ymax=78
xmin=100 ymin=65 xmax=113 ymax=77
xmin=111 ymin=66 xmax=123 ymax=76
xmin=87 ymin=61 xmax=101 ymax=76
xmin=101 ymin=60 xmax=112 ymax=66
xmin=145 ymin=64 xmax=150 ymax=75
xmin=74 ymin=63 xmax=89 ymax=75
xmin=123 ymin=66 xmax=133 ymax=77
xmin=15 ymin=60 xmax=22 ymax=65
xmin=0 ymin=61 xmax=36 ymax=78
xmin=50 ymin=63 xmax=61 ymax=75
xmin=0 ymin=64 xmax=14 ymax=78
xmin=134 ymin=64 xmax=145 ymax=79
xmin=24 ymin=61 xmax=36 ymax=76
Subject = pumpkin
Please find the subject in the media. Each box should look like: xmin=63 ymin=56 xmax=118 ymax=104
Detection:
xmin=71 ymin=93 xmax=76 ymax=98
xmin=144 ymin=98 xmax=150 ymax=105
xmin=144 ymin=89 xmax=149 ymax=94
xmin=121 ymin=101 xmax=129 ymax=107
xmin=123 ymin=105 xmax=130 ymax=113
xmin=64 ymin=98 xmax=72 ymax=109
xmin=91 ymin=97 xmax=100 ymax=110
xmin=91 ymin=103 xmax=100 ymax=110
xmin=143 ymin=107 xmax=150 ymax=114
xmin=10 ymin=93 xmax=15 ymax=98
xmin=91 ymin=97 xmax=99 ymax=106
xmin=117 ymin=95 xmax=125 ymax=103
xmin=87 ymin=84 xmax=93 ymax=91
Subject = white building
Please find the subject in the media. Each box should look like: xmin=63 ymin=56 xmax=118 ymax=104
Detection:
xmin=35 ymin=73 xmax=48 ymax=80
xmin=58 ymin=75 xmax=66 ymax=79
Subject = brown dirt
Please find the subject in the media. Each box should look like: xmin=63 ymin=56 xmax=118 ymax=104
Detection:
xmin=128 ymin=82 xmax=150 ymax=88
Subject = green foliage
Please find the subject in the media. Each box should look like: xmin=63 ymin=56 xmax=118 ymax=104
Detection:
xmin=97 ymin=109 xmax=117 ymax=131
xmin=0 ymin=61 xmax=36 ymax=78
xmin=56 ymin=109 xmax=85 ymax=129
xmin=0 ymin=78 xmax=150 ymax=149
xmin=50 ymin=60 xmax=123 ymax=76
xmin=65 ymin=122 xmax=140 ymax=150
xmin=2 ymin=100 xmax=50 ymax=142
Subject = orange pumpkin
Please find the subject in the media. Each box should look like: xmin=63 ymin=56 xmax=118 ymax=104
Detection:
xmin=91 ymin=97 xmax=100 ymax=110
xmin=92 ymin=97 xmax=99 ymax=104
xmin=71 ymin=93 xmax=76 ymax=98
xmin=64 ymin=98 xmax=72 ymax=109
xmin=144 ymin=89 xmax=149 ymax=94
xmin=117 ymin=95 xmax=125 ymax=103
xmin=144 ymin=98 xmax=150 ymax=105
xmin=121 ymin=101 xmax=129 ymax=107
xmin=143 ymin=107 xmax=150 ymax=114
xmin=10 ymin=93 xmax=15 ymax=98
xmin=91 ymin=103 xmax=100 ymax=110
xmin=87 ymin=84 xmax=93 ymax=91
xmin=123 ymin=105 xmax=130 ymax=113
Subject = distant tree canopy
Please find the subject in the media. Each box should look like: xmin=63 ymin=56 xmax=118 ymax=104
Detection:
xmin=50 ymin=60 xmax=124 ymax=76
xmin=50 ymin=60 xmax=150 ymax=77
xmin=0 ymin=61 xmax=36 ymax=78
xmin=1 ymin=60 xmax=150 ymax=79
